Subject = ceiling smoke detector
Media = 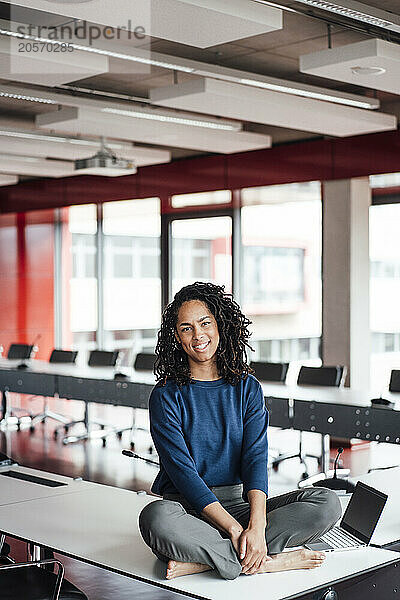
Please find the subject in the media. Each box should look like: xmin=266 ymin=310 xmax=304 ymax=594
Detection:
xmin=350 ymin=66 xmax=386 ymax=76
xmin=74 ymin=137 xmax=137 ymax=176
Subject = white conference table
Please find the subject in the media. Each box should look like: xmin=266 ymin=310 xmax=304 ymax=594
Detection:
xmin=0 ymin=464 xmax=92 ymax=507
xmin=0 ymin=466 xmax=399 ymax=600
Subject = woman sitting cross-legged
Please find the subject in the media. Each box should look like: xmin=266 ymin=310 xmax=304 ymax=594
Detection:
xmin=139 ymin=282 xmax=341 ymax=580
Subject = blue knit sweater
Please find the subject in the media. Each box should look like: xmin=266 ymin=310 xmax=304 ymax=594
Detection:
xmin=149 ymin=374 xmax=268 ymax=513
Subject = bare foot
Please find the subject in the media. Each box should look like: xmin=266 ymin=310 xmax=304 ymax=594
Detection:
xmin=166 ymin=559 xmax=212 ymax=579
xmin=248 ymin=549 xmax=326 ymax=575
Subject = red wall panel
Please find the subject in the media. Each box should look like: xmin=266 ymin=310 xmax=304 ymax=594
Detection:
xmin=0 ymin=210 xmax=54 ymax=360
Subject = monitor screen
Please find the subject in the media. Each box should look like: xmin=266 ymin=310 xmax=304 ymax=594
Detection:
xmin=341 ymin=481 xmax=388 ymax=544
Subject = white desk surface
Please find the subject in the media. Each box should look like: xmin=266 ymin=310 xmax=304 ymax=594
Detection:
xmin=0 ymin=465 xmax=92 ymax=506
xmin=0 ymin=482 xmax=397 ymax=600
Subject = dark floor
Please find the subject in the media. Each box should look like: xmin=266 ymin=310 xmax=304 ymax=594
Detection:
xmin=2 ymin=394 xmax=400 ymax=599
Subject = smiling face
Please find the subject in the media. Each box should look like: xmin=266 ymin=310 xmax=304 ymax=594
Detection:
xmin=175 ymin=299 xmax=220 ymax=379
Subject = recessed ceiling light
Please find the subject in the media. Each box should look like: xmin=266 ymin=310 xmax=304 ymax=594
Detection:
xmin=351 ymin=66 xmax=387 ymax=76
xmin=0 ymin=90 xmax=56 ymax=104
xmin=239 ymin=77 xmax=375 ymax=108
xmin=291 ymin=0 xmax=396 ymax=29
xmin=0 ymin=28 xmax=195 ymax=74
xmin=101 ymin=107 xmax=241 ymax=131
xmin=0 ymin=129 xmax=124 ymax=148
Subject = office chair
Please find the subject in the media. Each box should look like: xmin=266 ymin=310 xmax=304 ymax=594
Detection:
xmin=133 ymin=352 xmax=156 ymax=372
xmin=250 ymin=361 xmax=289 ymax=383
xmin=272 ymin=365 xmax=347 ymax=481
xmin=116 ymin=353 xmax=156 ymax=452
xmin=56 ymin=350 xmax=120 ymax=446
xmin=88 ymin=350 xmax=119 ymax=367
xmin=250 ymin=361 xmax=291 ymax=469
xmin=6 ymin=343 xmax=36 ymax=428
xmin=0 ymin=556 xmax=88 ymax=600
xmin=7 ymin=344 xmax=34 ymax=360
xmin=29 ymin=350 xmax=78 ymax=433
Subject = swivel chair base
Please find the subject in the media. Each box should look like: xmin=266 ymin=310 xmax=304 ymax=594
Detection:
xmin=54 ymin=403 xmax=118 ymax=447
xmin=29 ymin=397 xmax=73 ymax=433
xmin=115 ymin=408 xmax=154 ymax=452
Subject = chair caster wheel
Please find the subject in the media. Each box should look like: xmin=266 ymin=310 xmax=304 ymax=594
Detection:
xmin=100 ymin=425 xmax=105 ymax=430
xmin=102 ymin=439 xmax=106 ymax=448
xmin=116 ymin=432 xmax=122 ymax=440
xmin=130 ymin=442 xmax=135 ymax=450
xmin=64 ymin=426 xmax=69 ymax=433
xmin=272 ymin=463 xmax=279 ymax=472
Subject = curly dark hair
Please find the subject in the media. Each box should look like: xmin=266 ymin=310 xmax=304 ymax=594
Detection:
xmin=154 ymin=281 xmax=254 ymax=386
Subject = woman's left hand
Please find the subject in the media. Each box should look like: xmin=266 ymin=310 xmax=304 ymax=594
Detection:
xmin=239 ymin=527 xmax=272 ymax=575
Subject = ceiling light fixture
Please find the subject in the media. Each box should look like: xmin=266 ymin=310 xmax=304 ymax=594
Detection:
xmin=0 ymin=129 xmax=124 ymax=148
xmin=0 ymin=90 xmax=56 ymax=104
xmin=101 ymin=107 xmax=241 ymax=131
xmin=238 ymin=78 xmax=375 ymax=108
xmin=0 ymin=27 xmax=195 ymax=73
xmin=351 ymin=66 xmax=387 ymax=76
xmin=0 ymin=26 xmax=378 ymax=111
xmin=291 ymin=0 xmax=398 ymax=30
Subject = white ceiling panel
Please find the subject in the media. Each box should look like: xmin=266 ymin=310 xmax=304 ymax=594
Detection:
xmin=0 ymin=174 xmax=18 ymax=186
xmin=150 ymin=77 xmax=397 ymax=137
xmin=300 ymin=39 xmax=400 ymax=95
xmin=36 ymin=107 xmax=271 ymax=154
xmin=0 ymin=155 xmax=74 ymax=177
xmin=0 ymin=37 xmax=109 ymax=87
xmin=2 ymin=0 xmax=282 ymax=48
xmin=0 ymin=130 xmax=170 ymax=165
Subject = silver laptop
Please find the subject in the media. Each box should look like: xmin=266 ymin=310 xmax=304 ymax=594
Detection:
xmin=305 ymin=481 xmax=387 ymax=552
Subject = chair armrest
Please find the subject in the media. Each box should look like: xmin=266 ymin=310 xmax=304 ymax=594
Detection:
xmin=0 ymin=558 xmax=64 ymax=600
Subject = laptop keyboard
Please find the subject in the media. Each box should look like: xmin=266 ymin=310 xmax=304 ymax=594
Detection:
xmin=319 ymin=527 xmax=363 ymax=549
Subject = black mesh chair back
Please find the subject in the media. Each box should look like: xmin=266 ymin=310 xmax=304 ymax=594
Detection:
xmin=389 ymin=369 xmax=400 ymax=392
xmin=7 ymin=344 xmax=34 ymax=360
xmin=250 ymin=361 xmax=289 ymax=383
xmin=297 ymin=365 xmax=345 ymax=387
xmin=49 ymin=349 xmax=78 ymax=364
xmin=134 ymin=353 xmax=156 ymax=371
xmin=88 ymin=350 xmax=119 ymax=367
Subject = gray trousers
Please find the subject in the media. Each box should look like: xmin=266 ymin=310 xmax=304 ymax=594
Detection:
xmin=139 ymin=485 xmax=341 ymax=580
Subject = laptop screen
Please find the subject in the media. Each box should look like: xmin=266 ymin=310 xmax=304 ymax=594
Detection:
xmin=341 ymin=481 xmax=388 ymax=544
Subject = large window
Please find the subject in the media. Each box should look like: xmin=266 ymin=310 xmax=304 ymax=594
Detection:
xmin=171 ymin=216 xmax=232 ymax=297
xmin=62 ymin=204 xmax=98 ymax=364
xmin=61 ymin=199 xmax=160 ymax=367
xmin=241 ymin=182 xmax=322 ymax=367
xmin=103 ymin=198 xmax=161 ymax=365
xmin=370 ymin=201 xmax=400 ymax=390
